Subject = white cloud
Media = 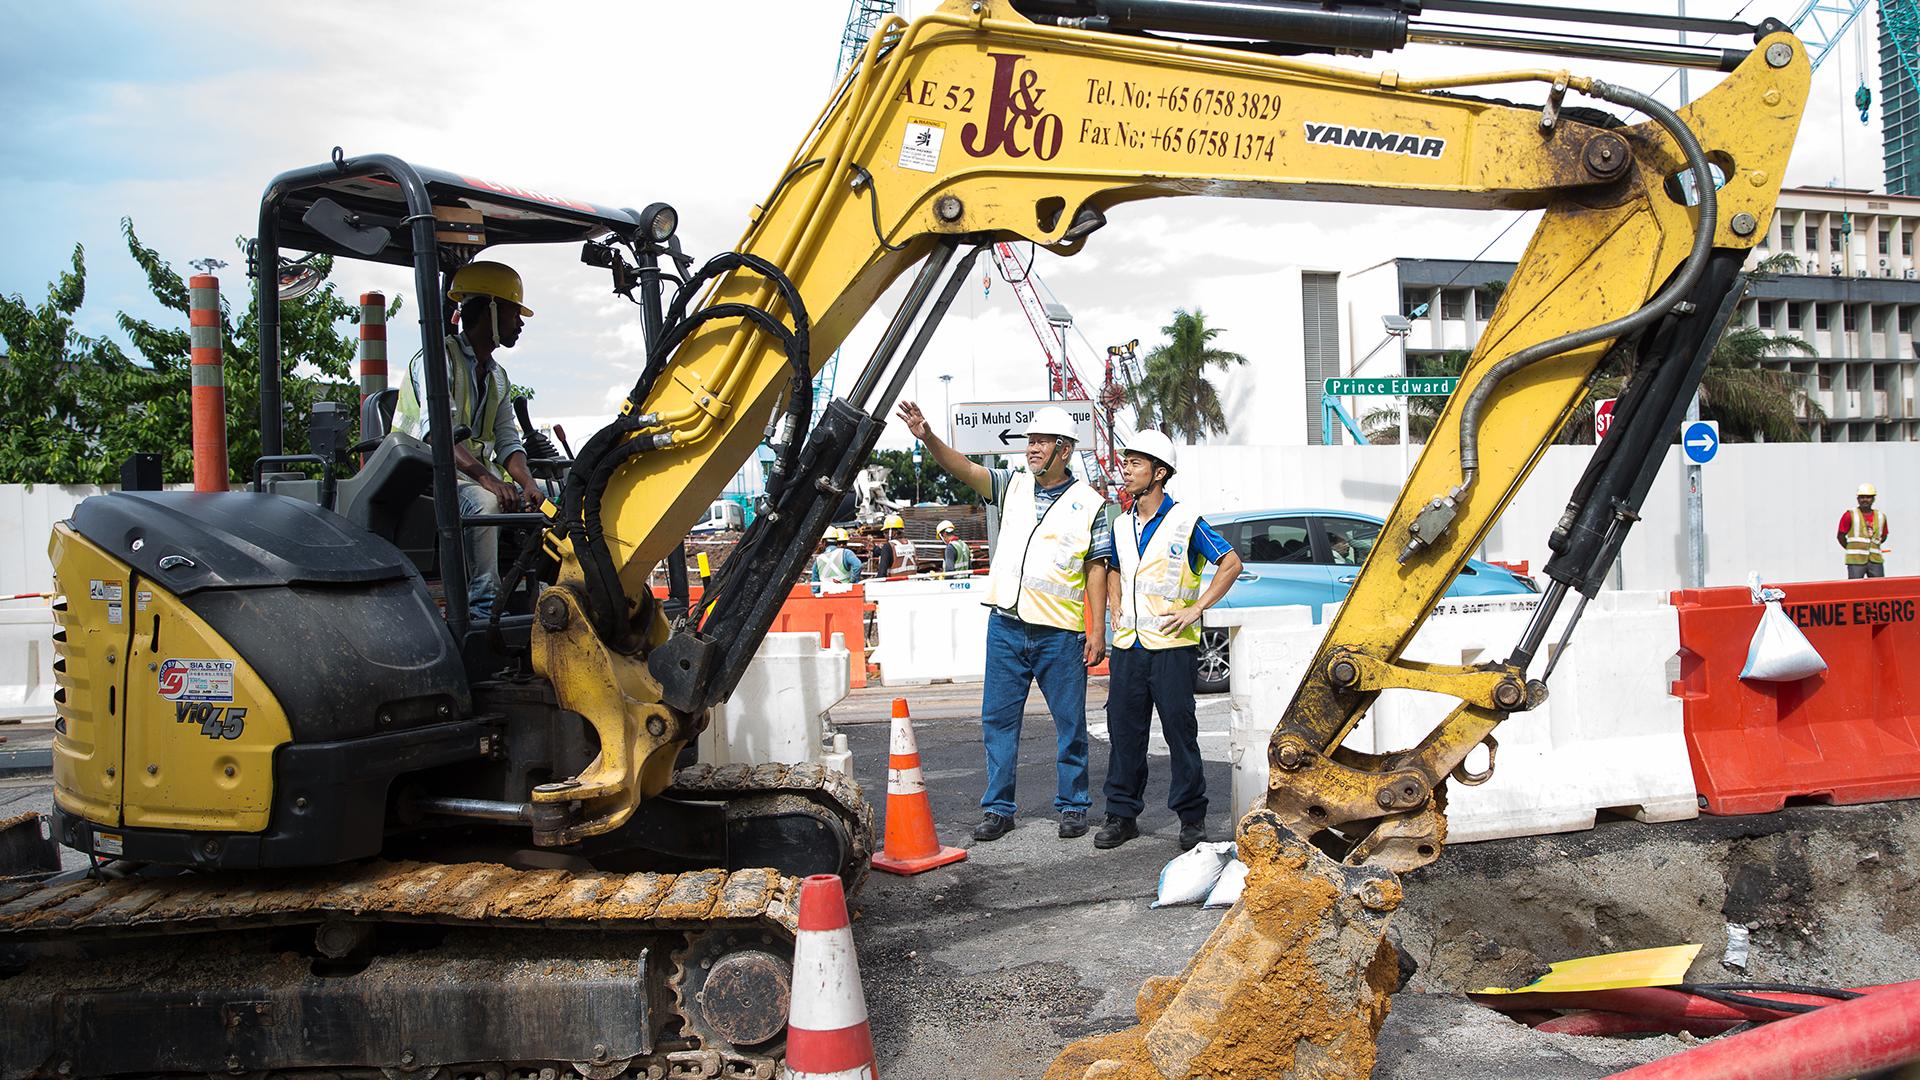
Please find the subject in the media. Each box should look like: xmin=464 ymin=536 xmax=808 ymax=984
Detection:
xmin=0 ymin=0 xmax=1889 ymax=461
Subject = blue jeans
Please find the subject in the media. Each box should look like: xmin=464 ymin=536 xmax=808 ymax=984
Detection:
xmin=980 ymin=612 xmax=1092 ymax=817
xmin=456 ymin=478 xmax=501 ymax=620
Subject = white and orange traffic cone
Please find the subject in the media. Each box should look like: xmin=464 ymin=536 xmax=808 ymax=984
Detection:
xmin=870 ymin=698 xmax=967 ymax=876
xmin=786 ymin=873 xmax=879 ymax=1080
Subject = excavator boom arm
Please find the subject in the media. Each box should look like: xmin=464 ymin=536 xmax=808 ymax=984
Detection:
xmin=530 ymin=4 xmax=1806 ymax=1074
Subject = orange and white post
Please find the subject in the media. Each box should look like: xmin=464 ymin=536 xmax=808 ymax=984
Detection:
xmin=785 ymin=874 xmax=879 ymax=1080
xmin=358 ymin=292 xmax=387 ymax=460
xmin=188 ymin=275 xmax=228 ymax=492
xmin=870 ymin=698 xmax=967 ymax=876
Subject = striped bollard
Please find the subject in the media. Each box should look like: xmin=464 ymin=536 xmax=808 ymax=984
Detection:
xmin=786 ymin=874 xmax=879 ymax=1080
xmin=188 ymin=275 xmax=228 ymax=492
xmin=358 ymin=292 xmax=387 ymax=460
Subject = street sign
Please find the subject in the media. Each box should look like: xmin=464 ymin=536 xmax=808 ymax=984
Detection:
xmin=1594 ymin=397 xmax=1618 ymax=441
xmin=1323 ymin=376 xmax=1460 ymax=397
xmin=1682 ymin=419 xmax=1720 ymax=464
xmin=949 ymin=399 xmax=1096 ymax=455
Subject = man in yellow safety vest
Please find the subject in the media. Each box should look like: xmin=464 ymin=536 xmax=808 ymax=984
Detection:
xmin=1837 ymin=482 xmax=1890 ymax=579
xmin=896 ymin=399 xmax=1110 ymax=843
xmin=1094 ymin=430 xmax=1243 ymax=851
xmin=394 ymin=261 xmax=546 ymax=619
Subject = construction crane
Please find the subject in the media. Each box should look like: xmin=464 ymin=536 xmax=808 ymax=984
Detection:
xmin=989 ymin=241 xmax=1130 ymax=494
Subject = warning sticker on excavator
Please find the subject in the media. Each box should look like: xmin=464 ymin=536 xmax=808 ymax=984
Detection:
xmin=157 ymin=658 xmax=235 ymax=703
xmin=899 ymin=119 xmax=945 ymax=172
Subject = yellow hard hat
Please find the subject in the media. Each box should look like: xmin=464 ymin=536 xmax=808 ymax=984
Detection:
xmin=937 ymin=520 xmax=956 ymax=535
xmin=448 ymin=260 xmax=533 ymax=316
xmin=1859 ymin=482 xmax=1878 ymax=497
xmin=884 ymin=514 xmax=906 ymax=530
xmin=826 ymin=527 xmax=848 ymax=542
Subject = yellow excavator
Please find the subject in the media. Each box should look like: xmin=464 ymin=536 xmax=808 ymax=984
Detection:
xmin=1 ymin=0 xmax=1806 ymax=1076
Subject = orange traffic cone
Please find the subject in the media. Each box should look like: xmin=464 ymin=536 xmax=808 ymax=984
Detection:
xmin=786 ymin=874 xmax=880 ymax=1080
xmin=870 ymin=698 xmax=968 ymax=876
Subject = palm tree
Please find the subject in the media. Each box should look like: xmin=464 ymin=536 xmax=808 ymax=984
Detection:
xmin=1568 ymin=324 xmax=1821 ymax=443
xmin=1128 ymin=309 xmax=1249 ymax=443
xmin=1361 ymin=350 xmax=1467 ymax=444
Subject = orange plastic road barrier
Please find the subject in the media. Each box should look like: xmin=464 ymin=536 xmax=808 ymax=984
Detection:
xmin=1672 ymin=577 xmax=1920 ymax=814
xmin=871 ymin=698 xmax=967 ymax=875
xmin=188 ymin=275 xmax=228 ymax=492
xmin=649 ymin=582 xmax=870 ymax=688
xmin=785 ymin=874 xmax=880 ymax=1080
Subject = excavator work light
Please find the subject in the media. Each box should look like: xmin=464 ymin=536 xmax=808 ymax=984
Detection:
xmin=639 ymin=202 xmax=678 ymax=243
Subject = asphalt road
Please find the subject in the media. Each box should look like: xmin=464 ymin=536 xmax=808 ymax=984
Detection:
xmin=836 ymin=678 xmax=1699 ymax=1080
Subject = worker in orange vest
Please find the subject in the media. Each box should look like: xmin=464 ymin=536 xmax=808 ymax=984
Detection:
xmin=1837 ymin=482 xmax=1890 ymax=579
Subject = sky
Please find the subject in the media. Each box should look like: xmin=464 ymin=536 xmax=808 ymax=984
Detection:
xmin=0 ymin=0 xmax=1886 ymax=457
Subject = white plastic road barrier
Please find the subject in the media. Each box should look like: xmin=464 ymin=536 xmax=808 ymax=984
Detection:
xmin=866 ymin=577 xmax=990 ymax=686
xmin=0 ymin=604 xmax=57 ymax=722
xmin=1227 ymin=591 xmax=1697 ymax=845
xmin=703 ymin=632 xmax=855 ymax=778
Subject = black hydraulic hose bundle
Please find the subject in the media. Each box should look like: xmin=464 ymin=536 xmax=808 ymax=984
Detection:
xmin=555 ymin=251 xmax=811 ymax=648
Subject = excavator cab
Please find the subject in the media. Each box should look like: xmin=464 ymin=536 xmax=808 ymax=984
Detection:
xmin=248 ymin=154 xmax=671 ymax=660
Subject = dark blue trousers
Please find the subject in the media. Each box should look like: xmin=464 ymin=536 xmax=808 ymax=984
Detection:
xmin=1102 ymin=644 xmax=1206 ymax=825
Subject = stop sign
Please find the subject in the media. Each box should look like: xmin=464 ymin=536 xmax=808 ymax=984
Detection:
xmin=1594 ymin=397 xmax=1618 ymax=441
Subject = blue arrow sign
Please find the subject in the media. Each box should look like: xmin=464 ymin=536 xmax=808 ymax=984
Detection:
xmin=1682 ymin=419 xmax=1720 ymax=465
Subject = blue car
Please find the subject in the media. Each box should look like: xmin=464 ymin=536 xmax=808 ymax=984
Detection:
xmin=1192 ymin=508 xmax=1538 ymax=693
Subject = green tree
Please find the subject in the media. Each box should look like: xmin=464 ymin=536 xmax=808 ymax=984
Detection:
xmin=868 ymin=447 xmax=982 ymax=506
xmin=0 ymin=245 xmax=130 ymax=481
xmin=1128 ymin=308 xmax=1249 ymax=443
xmin=0 ymin=220 xmax=390 ymax=485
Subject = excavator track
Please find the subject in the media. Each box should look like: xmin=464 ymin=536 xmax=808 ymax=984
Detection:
xmin=664 ymin=760 xmax=876 ymax=895
xmin=0 ymin=764 xmax=871 ymax=1080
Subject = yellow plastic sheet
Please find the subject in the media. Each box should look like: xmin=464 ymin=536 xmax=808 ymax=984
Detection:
xmin=1472 ymin=944 xmax=1702 ymax=995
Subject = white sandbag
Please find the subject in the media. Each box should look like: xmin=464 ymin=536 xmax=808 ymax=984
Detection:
xmin=1152 ymin=841 xmax=1235 ymax=908
xmin=1739 ymin=574 xmax=1827 ymax=683
xmin=1203 ymin=858 xmax=1248 ymax=909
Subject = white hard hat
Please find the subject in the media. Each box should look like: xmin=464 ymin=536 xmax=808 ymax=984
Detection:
xmin=1025 ymin=405 xmax=1079 ymax=441
xmin=1120 ymin=429 xmax=1178 ymax=474
xmin=1859 ymin=482 xmax=1878 ymax=497
xmin=937 ymin=520 xmax=956 ymax=534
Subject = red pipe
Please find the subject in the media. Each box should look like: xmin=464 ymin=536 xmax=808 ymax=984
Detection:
xmin=1605 ymin=983 xmax=1920 ymax=1080
xmin=1538 ymin=1010 xmax=1744 ymax=1038
xmin=1474 ymin=981 xmax=1920 ymax=1026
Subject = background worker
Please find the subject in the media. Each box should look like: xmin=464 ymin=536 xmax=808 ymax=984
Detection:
xmin=938 ymin=520 xmax=972 ymax=577
xmin=896 ymin=400 xmax=1110 ymax=842
xmin=1096 ymin=430 xmax=1242 ymax=852
xmin=1838 ymin=482 xmax=1890 ymax=578
xmin=874 ymin=514 xmax=917 ymax=577
xmin=812 ymin=528 xmax=863 ymax=585
xmin=394 ymin=261 xmax=544 ymax=621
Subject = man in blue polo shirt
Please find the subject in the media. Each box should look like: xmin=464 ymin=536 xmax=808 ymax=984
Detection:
xmin=1095 ymin=429 xmax=1242 ymax=851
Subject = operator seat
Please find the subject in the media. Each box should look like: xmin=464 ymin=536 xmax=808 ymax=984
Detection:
xmin=333 ymin=430 xmax=437 ymax=573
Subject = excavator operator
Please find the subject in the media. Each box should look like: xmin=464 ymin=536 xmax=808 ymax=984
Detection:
xmin=395 ymin=260 xmax=547 ymax=619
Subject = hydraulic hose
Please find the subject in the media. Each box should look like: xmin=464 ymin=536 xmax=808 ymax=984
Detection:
xmin=1455 ymin=81 xmax=1717 ymax=483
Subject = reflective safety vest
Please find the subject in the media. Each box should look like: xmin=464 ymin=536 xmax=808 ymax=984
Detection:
xmin=983 ymin=472 xmax=1102 ymax=631
xmin=945 ymin=538 xmax=972 ymax=574
xmin=396 ymin=334 xmax=510 ymax=479
xmin=1844 ymin=509 xmax=1887 ymax=565
xmin=815 ymin=548 xmax=856 ymax=583
xmin=889 ymin=538 xmax=917 ymax=574
xmin=1114 ymin=500 xmax=1205 ymax=650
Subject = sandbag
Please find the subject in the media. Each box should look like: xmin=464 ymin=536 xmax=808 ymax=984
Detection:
xmin=1153 ymin=841 xmax=1235 ymax=908
xmin=1203 ymin=857 xmax=1248 ymax=908
xmin=1738 ymin=574 xmax=1826 ymax=683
